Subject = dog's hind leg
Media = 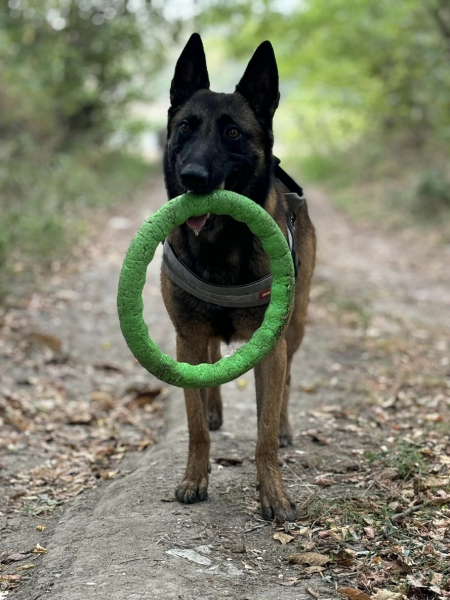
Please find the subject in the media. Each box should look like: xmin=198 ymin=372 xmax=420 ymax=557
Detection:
xmin=255 ymin=338 xmax=297 ymax=521
xmin=279 ymin=355 xmax=294 ymax=447
xmin=175 ymin=334 xmax=210 ymax=504
xmin=206 ymin=338 xmax=223 ymax=431
xmin=279 ymin=303 xmax=308 ymax=447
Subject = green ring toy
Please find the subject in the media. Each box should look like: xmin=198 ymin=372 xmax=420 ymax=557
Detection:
xmin=117 ymin=190 xmax=295 ymax=388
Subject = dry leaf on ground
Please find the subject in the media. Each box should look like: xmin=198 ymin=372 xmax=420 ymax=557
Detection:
xmin=273 ymin=532 xmax=294 ymax=545
xmin=337 ymin=588 xmax=371 ymax=600
xmin=16 ymin=565 xmax=36 ymax=572
xmin=289 ymin=552 xmax=330 ymax=566
xmin=371 ymin=591 xmax=405 ymax=600
xmin=3 ymin=553 xmax=31 ymax=563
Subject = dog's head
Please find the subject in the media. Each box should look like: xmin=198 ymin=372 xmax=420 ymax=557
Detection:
xmin=164 ymin=33 xmax=280 ymax=230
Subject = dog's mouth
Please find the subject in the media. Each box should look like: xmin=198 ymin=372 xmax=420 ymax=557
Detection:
xmin=184 ymin=181 xmax=225 ymax=235
xmin=186 ymin=213 xmax=210 ymax=234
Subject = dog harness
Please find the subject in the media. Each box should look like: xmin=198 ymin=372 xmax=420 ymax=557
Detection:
xmin=162 ymin=160 xmax=305 ymax=308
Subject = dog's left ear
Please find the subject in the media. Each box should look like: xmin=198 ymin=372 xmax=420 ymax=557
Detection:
xmin=235 ymin=41 xmax=280 ymax=122
xmin=170 ymin=33 xmax=210 ymax=108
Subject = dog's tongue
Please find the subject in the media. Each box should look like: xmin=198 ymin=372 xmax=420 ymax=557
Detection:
xmin=186 ymin=214 xmax=208 ymax=230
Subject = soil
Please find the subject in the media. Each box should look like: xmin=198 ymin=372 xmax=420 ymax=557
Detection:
xmin=1 ymin=177 xmax=449 ymax=599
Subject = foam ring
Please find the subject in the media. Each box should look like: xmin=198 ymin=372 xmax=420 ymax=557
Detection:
xmin=117 ymin=190 xmax=295 ymax=388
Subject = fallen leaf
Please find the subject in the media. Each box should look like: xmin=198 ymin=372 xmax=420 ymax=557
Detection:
xmin=36 ymin=525 xmax=46 ymax=532
xmin=416 ymin=475 xmax=449 ymax=491
xmin=0 ymin=574 xmax=21 ymax=587
xmin=32 ymin=544 xmax=47 ymax=554
xmin=91 ymin=391 xmax=115 ymax=408
xmin=306 ymin=587 xmax=321 ymax=598
xmin=406 ymin=575 xmax=427 ymax=589
xmin=30 ymin=333 xmax=62 ymax=352
xmin=337 ymin=588 xmax=371 ymax=600
xmin=273 ymin=532 xmax=294 ymax=545
xmin=66 ymin=413 xmax=93 ymax=425
xmin=101 ymin=469 xmax=119 ymax=480
xmin=305 ymin=430 xmax=331 ymax=445
xmin=300 ymin=384 xmax=316 ymax=393
xmin=430 ymin=572 xmax=443 ymax=586
xmin=371 ymin=591 xmax=405 ymax=600
xmin=396 ymin=557 xmax=413 ymax=573
xmin=314 ymin=476 xmax=336 ymax=486
xmin=126 ymin=385 xmax=162 ymax=409
xmin=334 ymin=549 xmax=356 ymax=567
xmin=289 ymin=552 xmax=330 ymax=566
xmin=17 ymin=564 xmax=36 ymax=571
xmin=374 ymin=467 xmax=398 ymax=481
xmin=3 ymin=553 xmax=32 ymax=563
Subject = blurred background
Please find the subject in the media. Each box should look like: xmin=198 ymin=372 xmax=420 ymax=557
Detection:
xmin=1 ymin=0 xmax=450 ymax=300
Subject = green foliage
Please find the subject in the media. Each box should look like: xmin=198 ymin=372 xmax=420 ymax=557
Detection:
xmin=0 ymin=145 xmax=153 ymax=299
xmin=412 ymin=168 xmax=450 ymax=219
xmin=202 ymin=0 xmax=450 ymax=149
xmin=200 ymin=0 xmax=450 ymax=228
xmin=0 ymin=1 xmax=175 ymax=301
xmin=0 ymin=0 xmax=172 ymax=141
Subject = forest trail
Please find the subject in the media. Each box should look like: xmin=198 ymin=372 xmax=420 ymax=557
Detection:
xmin=1 ymin=177 xmax=449 ymax=600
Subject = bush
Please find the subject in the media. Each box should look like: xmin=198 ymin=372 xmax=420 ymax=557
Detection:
xmin=412 ymin=169 xmax=450 ymax=220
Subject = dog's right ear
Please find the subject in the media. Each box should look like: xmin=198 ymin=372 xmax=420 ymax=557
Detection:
xmin=170 ymin=33 xmax=210 ymax=108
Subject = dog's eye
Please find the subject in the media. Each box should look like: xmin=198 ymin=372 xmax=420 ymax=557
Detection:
xmin=180 ymin=122 xmax=190 ymax=133
xmin=226 ymin=127 xmax=240 ymax=139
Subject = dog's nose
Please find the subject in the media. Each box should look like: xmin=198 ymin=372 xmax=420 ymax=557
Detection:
xmin=180 ymin=164 xmax=209 ymax=192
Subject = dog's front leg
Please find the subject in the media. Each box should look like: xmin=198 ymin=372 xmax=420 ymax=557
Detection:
xmin=254 ymin=338 xmax=297 ymax=521
xmin=175 ymin=334 xmax=210 ymax=504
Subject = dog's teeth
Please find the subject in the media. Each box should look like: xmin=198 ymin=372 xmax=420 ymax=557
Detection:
xmin=193 ymin=229 xmax=200 ymax=237
xmin=219 ymin=181 xmax=225 ymax=189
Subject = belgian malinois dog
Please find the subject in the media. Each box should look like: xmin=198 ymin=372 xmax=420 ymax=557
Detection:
xmin=161 ymin=33 xmax=316 ymax=521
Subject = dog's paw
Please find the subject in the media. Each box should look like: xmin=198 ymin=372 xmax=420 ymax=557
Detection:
xmin=207 ymin=410 xmax=222 ymax=431
xmin=259 ymin=486 xmax=297 ymax=522
xmin=278 ymin=421 xmax=293 ymax=447
xmin=278 ymin=431 xmax=293 ymax=448
xmin=207 ymin=393 xmax=222 ymax=431
xmin=175 ymin=475 xmax=208 ymax=504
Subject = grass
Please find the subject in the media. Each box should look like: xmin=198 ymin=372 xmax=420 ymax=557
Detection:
xmin=366 ymin=439 xmax=428 ymax=480
xmin=0 ymin=144 xmax=157 ymax=301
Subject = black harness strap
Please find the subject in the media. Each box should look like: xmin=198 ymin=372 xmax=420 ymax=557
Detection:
xmin=273 ymin=156 xmax=305 ymax=278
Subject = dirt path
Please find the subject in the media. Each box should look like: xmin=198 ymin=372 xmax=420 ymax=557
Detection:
xmin=1 ymin=179 xmax=449 ymax=599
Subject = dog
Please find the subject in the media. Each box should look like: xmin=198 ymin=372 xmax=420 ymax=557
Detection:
xmin=161 ymin=33 xmax=316 ymax=521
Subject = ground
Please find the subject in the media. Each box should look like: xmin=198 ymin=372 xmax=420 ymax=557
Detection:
xmin=1 ymin=177 xmax=449 ymax=600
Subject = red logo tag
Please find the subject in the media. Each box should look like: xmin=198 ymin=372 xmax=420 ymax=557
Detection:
xmin=259 ymin=288 xmax=271 ymax=299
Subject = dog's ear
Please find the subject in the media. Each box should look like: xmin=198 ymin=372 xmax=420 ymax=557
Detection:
xmin=235 ymin=41 xmax=280 ymax=122
xmin=170 ymin=33 xmax=210 ymax=108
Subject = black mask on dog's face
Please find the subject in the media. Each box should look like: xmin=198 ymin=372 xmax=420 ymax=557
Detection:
xmin=164 ymin=33 xmax=280 ymax=205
